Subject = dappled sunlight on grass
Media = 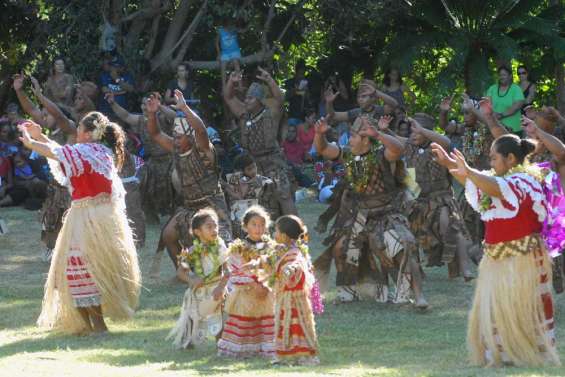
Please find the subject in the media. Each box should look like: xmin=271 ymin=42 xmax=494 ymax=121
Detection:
xmin=1 ymin=203 xmax=565 ymax=376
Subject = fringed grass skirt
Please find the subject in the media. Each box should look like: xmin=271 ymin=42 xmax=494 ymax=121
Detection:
xmin=37 ymin=194 xmax=141 ymax=334
xmin=468 ymin=235 xmax=560 ymax=367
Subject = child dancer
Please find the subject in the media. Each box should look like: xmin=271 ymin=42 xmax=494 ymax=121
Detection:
xmin=168 ymin=208 xmax=230 ymax=349
xmin=432 ymin=136 xmax=560 ymax=367
xmin=272 ymin=215 xmax=320 ymax=365
xmin=217 ymin=206 xmax=276 ymax=358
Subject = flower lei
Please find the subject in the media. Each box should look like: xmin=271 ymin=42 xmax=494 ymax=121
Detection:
xmin=343 ymin=142 xmax=381 ymax=193
xmin=478 ymin=163 xmax=548 ymax=213
xmin=178 ymin=238 xmax=222 ymax=283
xmin=267 ymin=240 xmax=310 ymax=287
xmin=229 ymin=235 xmax=276 ymax=262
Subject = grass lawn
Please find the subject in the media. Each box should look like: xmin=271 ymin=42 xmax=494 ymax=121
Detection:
xmin=1 ymin=199 xmax=564 ymax=377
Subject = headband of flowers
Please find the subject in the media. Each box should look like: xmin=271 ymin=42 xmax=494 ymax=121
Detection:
xmin=91 ymin=117 xmax=108 ymax=141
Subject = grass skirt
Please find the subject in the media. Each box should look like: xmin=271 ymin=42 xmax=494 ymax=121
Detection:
xmin=37 ymin=194 xmax=141 ymax=334
xmin=468 ymin=237 xmax=560 ymax=366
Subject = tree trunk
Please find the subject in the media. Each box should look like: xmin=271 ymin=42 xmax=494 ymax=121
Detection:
xmin=150 ymin=0 xmax=195 ymax=70
xmin=551 ymin=0 xmax=565 ymax=112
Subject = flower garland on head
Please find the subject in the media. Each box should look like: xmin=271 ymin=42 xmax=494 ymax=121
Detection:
xmin=343 ymin=141 xmax=381 ymax=193
xmin=91 ymin=117 xmax=108 ymax=142
xmin=178 ymin=238 xmax=222 ymax=284
xmin=478 ymin=163 xmax=548 ymax=213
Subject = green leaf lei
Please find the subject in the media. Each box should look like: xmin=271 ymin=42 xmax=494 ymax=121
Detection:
xmin=478 ymin=163 xmax=547 ymax=213
xmin=343 ymin=142 xmax=382 ymax=193
xmin=178 ymin=238 xmax=222 ymax=283
xmin=267 ymin=240 xmax=310 ymax=287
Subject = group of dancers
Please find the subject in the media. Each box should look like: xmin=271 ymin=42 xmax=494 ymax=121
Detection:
xmin=12 ymin=65 xmax=565 ymax=368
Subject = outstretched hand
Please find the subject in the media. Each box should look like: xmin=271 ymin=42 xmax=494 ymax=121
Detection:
xmin=448 ymin=148 xmax=470 ymax=180
xmin=439 ymin=94 xmax=454 ymax=112
xmin=521 ymin=115 xmax=539 ymax=138
xmin=173 ymin=89 xmax=188 ymax=111
xmin=18 ymin=123 xmax=34 ymax=148
xmin=314 ymin=117 xmax=330 ymax=135
xmin=377 ymin=115 xmax=393 ymax=131
xmin=431 ymin=142 xmax=455 ymax=168
xmin=324 ymin=87 xmax=339 ymax=104
xmin=19 ymin=121 xmax=43 ymax=140
xmin=256 ymin=67 xmax=271 ymax=82
xmin=461 ymin=93 xmax=474 ymax=112
xmin=478 ymin=97 xmax=493 ymax=117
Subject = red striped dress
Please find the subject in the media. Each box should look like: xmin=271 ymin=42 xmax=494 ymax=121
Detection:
xmin=274 ymin=247 xmax=319 ymax=363
xmin=217 ymin=239 xmax=275 ymax=358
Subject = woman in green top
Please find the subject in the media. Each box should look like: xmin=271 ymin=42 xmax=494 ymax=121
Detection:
xmin=485 ymin=66 xmax=525 ymax=136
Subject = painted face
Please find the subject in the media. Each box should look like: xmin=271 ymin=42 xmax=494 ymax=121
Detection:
xmin=194 ymin=217 xmax=219 ymax=244
xmin=243 ymin=163 xmax=257 ymax=179
xmin=244 ymin=215 xmax=267 ymax=242
xmin=76 ymin=123 xmax=93 ymax=143
xmin=489 ymin=144 xmax=513 ymax=176
xmin=54 ymin=59 xmax=65 ymax=74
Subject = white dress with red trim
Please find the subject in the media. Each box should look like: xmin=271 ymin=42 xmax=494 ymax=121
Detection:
xmin=465 ymin=172 xmax=560 ymax=367
xmin=38 ymin=143 xmax=141 ymax=334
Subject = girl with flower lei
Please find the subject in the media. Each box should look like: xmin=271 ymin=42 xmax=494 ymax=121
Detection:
xmin=432 ymin=135 xmax=560 ymax=367
xmin=271 ymin=215 xmax=320 ymax=365
xmin=217 ymin=205 xmax=277 ymax=359
xmin=168 ymin=208 xmax=230 ymax=349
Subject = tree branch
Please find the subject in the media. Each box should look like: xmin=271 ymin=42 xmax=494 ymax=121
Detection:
xmin=187 ymin=50 xmax=275 ymax=70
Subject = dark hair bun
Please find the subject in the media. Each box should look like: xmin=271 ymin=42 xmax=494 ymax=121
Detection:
xmin=520 ymin=138 xmax=536 ymax=156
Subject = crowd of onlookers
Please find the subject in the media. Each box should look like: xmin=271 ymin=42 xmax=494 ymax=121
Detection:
xmin=2 ymin=45 xmax=563 ymax=212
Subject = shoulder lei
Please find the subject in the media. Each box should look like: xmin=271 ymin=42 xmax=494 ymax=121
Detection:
xmin=343 ymin=142 xmax=382 ymax=193
xmin=228 ymin=235 xmax=277 ymax=262
xmin=178 ymin=238 xmax=223 ymax=283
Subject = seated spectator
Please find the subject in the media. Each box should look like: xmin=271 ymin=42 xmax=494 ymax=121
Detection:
xmin=99 ymin=55 xmax=135 ymax=116
xmin=282 ymin=125 xmax=314 ymax=188
xmin=5 ymin=103 xmax=26 ymax=128
xmin=297 ymin=108 xmax=317 ymax=152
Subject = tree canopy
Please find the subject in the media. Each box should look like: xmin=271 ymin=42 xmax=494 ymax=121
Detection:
xmin=2 ymin=0 xmax=565 ymax=117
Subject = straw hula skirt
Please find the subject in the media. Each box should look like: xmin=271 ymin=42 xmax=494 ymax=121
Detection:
xmin=37 ymin=193 xmax=141 ymax=334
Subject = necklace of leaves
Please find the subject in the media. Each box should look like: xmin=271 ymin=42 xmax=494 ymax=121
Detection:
xmin=478 ymin=164 xmax=547 ymax=213
xmin=267 ymin=240 xmax=310 ymax=287
xmin=463 ymin=126 xmax=489 ymax=164
xmin=178 ymin=238 xmax=222 ymax=283
xmin=344 ymin=142 xmax=381 ymax=192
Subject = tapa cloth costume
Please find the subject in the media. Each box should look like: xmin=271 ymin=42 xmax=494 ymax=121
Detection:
xmin=314 ymin=136 xmax=417 ymax=303
xmin=403 ymin=142 xmax=470 ymax=270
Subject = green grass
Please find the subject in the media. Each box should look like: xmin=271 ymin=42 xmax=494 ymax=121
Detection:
xmin=1 ymin=200 xmax=564 ymax=377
